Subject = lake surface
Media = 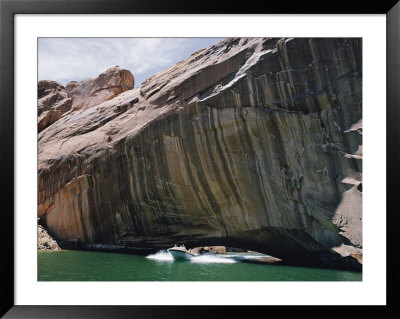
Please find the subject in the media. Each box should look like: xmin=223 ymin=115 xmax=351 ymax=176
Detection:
xmin=38 ymin=250 xmax=362 ymax=281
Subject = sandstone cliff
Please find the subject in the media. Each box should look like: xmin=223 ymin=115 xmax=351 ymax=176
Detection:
xmin=38 ymin=66 xmax=134 ymax=132
xmin=65 ymin=66 xmax=134 ymax=112
xmin=38 ymin=38 xmax=362 ymax=270
xmin=38 ymin=80 xmax=72 ymax=132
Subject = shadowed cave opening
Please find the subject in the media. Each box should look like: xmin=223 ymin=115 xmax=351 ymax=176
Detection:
xmin=39 ymin=215 xmax=361 ymax=271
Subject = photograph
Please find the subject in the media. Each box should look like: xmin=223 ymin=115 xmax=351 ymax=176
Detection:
xmin=37 ymin=37 xmax=363 ymax=282
xmin=2 ymin=1 xmax=397 ymax=316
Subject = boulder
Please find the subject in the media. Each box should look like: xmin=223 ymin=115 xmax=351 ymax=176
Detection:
xmin=210 ymin=246 xmax=227 ymax=254
xmin=191 ymin=246 xmax=226 ymax=254
xmin=65 ymin=66 xmax=134 ymax=112
xmin=38 ymin=224 xmax=60 ymax=250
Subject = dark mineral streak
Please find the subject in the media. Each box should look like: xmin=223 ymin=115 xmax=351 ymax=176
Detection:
xmin=38 ymin=38 xmax=362 ymax=270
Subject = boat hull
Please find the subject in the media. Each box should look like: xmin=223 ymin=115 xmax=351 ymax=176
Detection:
xmin=167 ymin=249 xmax=196 ymax=261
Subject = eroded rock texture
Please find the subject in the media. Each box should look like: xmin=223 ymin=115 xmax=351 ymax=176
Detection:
xmin=38 ymin=66 xmax=134 ymax=132
xmin=65 ymin=66 xmax=134 ymax=112
xmin=38 ymin=81 xmax=72 ymax=132
xmin=38 ymin=38 xmax=362 ymax=270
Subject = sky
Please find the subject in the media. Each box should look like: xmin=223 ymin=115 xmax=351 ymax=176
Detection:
xmin=38 ymin=38 xmax=224 ymax=88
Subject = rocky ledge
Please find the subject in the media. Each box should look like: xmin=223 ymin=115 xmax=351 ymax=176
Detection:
xmin=38 ymin=224 xmax=61 ymax=250
xmin=38 ymin=66 xmax=134 ymax=132
xmin=38 ymin=38 xmax=362 ymax=271
xmin=38 ymin=80 xmax=72 ymax=132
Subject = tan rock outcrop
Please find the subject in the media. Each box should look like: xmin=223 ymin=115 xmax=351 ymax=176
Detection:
xmin=38 ymin=67 xmax=134 ymax=132
xmin=65 ymin=66 xmax=134 ymax=112
xmin=38 ymin=38 xmax=362 ymax=270
xmin=209 ymin=246 xmax=227 ymax=254
xmin=38 ymin=223 xmax=60 ymax=250
xmin=191 ymin=246 xmax=227 ymax=255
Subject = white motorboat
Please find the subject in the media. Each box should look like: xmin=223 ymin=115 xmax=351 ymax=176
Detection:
xmin=167 ymin=245 xmax=197 ymax=261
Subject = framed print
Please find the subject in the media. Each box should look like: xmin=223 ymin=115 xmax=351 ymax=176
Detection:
xmin=1 ymin=0 xmax=399 ymax=317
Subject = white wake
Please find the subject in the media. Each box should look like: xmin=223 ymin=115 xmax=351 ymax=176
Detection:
xmin=189 ymin=254 xmax=237 ymax=264
xmin=146 ymin=250 xmax=174 ymax=261
xmin=146 ymin=250 xmax=238 ymax=263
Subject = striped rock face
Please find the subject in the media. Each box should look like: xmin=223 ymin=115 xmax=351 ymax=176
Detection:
xmin=38 ymin=38 xmax=362 ymax=270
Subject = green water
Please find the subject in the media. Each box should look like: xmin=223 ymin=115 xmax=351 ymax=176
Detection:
xmin=38 ymin=250 xmax=362 ymax=281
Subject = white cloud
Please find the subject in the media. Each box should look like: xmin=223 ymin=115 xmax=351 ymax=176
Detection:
xmin=38 ymin=38 xmax=222 ymax=87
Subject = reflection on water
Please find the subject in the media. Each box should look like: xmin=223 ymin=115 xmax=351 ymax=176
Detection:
xmin=38 ymin=250 xmax=362 ymax=281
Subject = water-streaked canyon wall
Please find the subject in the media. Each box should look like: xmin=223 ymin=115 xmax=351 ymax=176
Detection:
xmin=38 ymin=38 xmax=362 ymax=270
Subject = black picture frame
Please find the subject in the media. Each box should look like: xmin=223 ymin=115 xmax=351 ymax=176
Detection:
xmin=1 ymin=0 xmax=398 ymax=318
